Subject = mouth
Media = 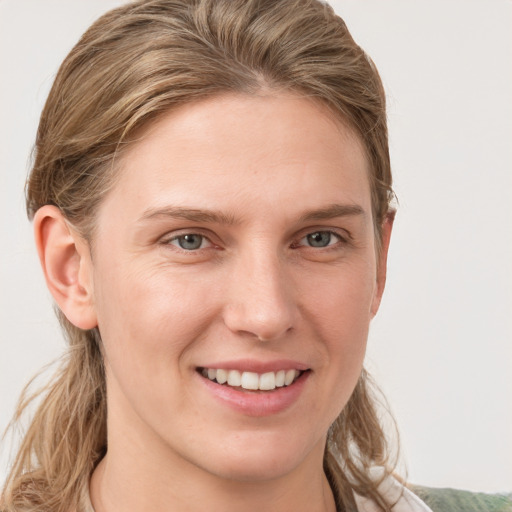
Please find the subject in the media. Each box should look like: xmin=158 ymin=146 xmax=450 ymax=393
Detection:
xmin=196 ymin=363 xmax=311 ymax=416
xmin=197 ymin=367 xmax=307 ymax=392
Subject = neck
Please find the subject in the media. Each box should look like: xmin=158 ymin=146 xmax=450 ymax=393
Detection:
xmin=90 ymin=413 xmax=336 ymax=512
xmin=91 ymin=455 xmax=336 ymax=512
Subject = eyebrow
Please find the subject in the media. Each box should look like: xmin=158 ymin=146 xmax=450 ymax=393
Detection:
xmin=138 ymin=206 xmax=238 ymax=225
xmin=138 ymin=203 xmax=365 ymax=225
xmin=298 ymin=203 xmax=366 ymax=222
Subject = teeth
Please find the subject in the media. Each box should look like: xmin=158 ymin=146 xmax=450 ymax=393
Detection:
xmin=227 ymin=370 xmax=241 ymax=387
xmin=202 ymin=368 xmax=302 ymax=391
xmin=259 ymin=372 xmax=275 ymax=391
xmin=240 ymin=372 xmax=259 ymax=390
xmin=216 ymin=369 xmax=228 ymax=384
xmin=284 ymin=369 xmax=296 ymax=386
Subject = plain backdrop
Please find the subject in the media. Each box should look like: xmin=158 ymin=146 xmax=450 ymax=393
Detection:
xmin=1 ymin=0 xmax=511 ymax=494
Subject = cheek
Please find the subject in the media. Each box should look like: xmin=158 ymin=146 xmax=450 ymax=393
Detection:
xmin=301 ymin=258 xmax=377 ymax=333
xmin=92 ymin=260 xmax=213 ymax=374
xmin=91 ymin=264 xmax=215 ymax=427
xmin=299 ymin=261 xmax=375 ymax=401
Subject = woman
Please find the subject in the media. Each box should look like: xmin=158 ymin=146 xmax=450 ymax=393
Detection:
xmin=1 ymin=1 xmax=431 ymax=511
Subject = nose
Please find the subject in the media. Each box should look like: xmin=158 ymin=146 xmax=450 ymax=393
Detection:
xmin=222 ymin=250 xmax=298 ymax=342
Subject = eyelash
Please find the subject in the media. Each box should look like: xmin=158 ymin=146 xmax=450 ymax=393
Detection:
xmin=294 ymin=230 xmax=344 ymax=250
xmin=161 ymin=229 xmax=347 ymax=253
xmin=165 ymin=233 xmax=215 ymax=251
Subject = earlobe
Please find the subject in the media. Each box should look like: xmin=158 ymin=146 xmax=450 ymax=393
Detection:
xmin=370 ymin=211 xmax=395 ymax=317
xmin=33 ymin=205 xmax=97 ymax=330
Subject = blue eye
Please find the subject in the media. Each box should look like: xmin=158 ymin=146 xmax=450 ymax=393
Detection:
xmin=170 ymin=234 xmax=207 ymax=250
xmin=303 ymin=231 xmax=339 ymax=248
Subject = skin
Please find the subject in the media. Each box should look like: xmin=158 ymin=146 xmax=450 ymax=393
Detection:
xmin=35 ymin=92 xmax=392 ymax=512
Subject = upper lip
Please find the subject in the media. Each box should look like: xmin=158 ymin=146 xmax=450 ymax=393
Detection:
xmin=196 ymin=359 xmax=310 ymax=373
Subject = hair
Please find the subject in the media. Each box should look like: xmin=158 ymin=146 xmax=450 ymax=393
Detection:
xmin=2 ymin=1 xmax=397 ymax=510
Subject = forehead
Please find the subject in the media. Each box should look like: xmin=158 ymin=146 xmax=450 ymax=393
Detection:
xmin=103 ymin=92 xmax=371 ymax=222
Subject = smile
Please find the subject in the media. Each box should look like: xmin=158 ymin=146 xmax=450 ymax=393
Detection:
xmin=199 ymin=368 xmax=304 ymax=391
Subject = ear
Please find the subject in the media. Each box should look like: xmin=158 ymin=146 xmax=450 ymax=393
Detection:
xmin=370 ymin=211 xmax=395 ymax=318
xmin=33 ymin=205 xmax=97 ymax=330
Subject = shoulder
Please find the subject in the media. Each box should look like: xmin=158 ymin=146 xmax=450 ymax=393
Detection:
xmin=354 ymin=475 xmax=433 ymax=512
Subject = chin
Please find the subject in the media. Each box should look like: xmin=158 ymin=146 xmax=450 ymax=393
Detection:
xmin=197 ymin=430 xmax=324 ymax=483
xmin=207 ymin=456 xmax=300 ymax=483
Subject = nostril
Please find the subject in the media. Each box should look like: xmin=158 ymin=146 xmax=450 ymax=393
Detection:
xmin=221 ymin=268 xmax=298 ymax=341
xmin=255 ymin=326 xmax=293 ymax=342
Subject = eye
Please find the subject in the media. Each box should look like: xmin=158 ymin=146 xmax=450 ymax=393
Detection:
xmin=168 ymin=234 xmax=210 ymax=251
xmin=300 ymin=231 xmax=341 ymax=248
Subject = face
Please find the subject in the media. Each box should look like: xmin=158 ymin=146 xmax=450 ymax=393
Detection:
xmin=86 ymin=93 xmax=388 ymax=482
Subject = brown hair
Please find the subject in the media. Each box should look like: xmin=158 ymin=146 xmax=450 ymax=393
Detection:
xmin=2 ymin=1 xmax=396 ymax=510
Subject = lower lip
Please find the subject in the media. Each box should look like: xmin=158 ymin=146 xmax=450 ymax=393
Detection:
xmin=197 ymin=371 xmax=310 ymax=417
